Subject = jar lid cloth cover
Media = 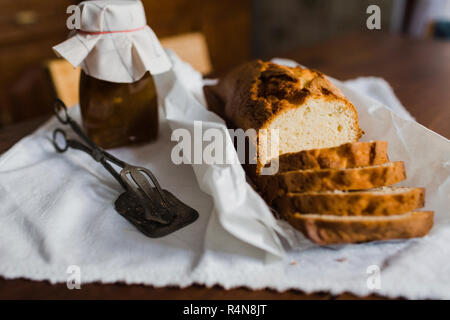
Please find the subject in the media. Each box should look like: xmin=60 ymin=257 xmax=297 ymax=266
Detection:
xmin=53 ymin=0 xmax=172 ymax=83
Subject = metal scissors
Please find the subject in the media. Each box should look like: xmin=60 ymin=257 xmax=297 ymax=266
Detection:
xmin=52 ymin=99 xmax=198 ymax=238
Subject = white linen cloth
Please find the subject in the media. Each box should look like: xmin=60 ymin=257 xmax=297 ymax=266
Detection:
xmin=0 ymin=53 xmax=449 ymax=299
xmin=53 ymin=0 xmax=172 ymax=82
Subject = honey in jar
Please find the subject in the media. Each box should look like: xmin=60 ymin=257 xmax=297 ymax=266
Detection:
xmin=79 ymin=71 xmax=158 ymax=149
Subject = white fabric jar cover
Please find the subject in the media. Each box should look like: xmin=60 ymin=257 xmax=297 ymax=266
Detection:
xmin=53 ymin=0 xmax=172 ymax=83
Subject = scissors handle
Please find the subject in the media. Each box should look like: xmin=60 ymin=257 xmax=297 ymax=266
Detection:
xmin=53 ymin=99 xmax=96 ymax=149
xmin=53 ymin=99 xmax=127 ymax=168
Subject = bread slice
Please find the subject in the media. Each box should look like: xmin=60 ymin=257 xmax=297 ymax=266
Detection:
xmin=286 ymin=211 xmax=434 ymax=245
xmin=259 ymin=161 xmax=406 ymax=203
xmin=275 ymin=187 xmax=425 ymax=217
xmin=263 ymin=140 xmax=389 ymax=174
xmin=203 ymin=60 xmax=362 ymax=177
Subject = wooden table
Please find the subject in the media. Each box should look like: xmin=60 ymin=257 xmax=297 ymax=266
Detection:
xmin=285 ymin=32 xmax=450 ymax=139
xmin=0 ymin=32 xmax=448 ymax=299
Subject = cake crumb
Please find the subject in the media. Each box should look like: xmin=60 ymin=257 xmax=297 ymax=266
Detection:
xmin=336 ymin=258 xmax=347 ymax=262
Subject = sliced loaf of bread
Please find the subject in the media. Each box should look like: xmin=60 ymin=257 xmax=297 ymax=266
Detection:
xmin=286 ymin=211 xmax=434 ymax=245
xmin=204 ymin=60 xmax=433 ymax=245
xmin=275 ymin=187 xmax=424 ymax=216
xmin=260 ymin=161 xmax=406 ymax=203
xmin=264 ymin=140 xmax=389 ymax=174
xmin=203 ymin=60 xmax=362 ymax=177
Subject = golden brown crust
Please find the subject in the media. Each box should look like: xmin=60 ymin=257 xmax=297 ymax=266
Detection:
xmin=204 ymin=60 xmax=360 ymax=131
xmin=265 ymin=141 xmax=389 ymax=173
xmin=203 ymin=60 xmax=362 ymax=175
xmin=259 ymin=161 xmax=406 ymax=204
xmin=286 ymin=211 xmax=434 ymax=245
xmin=275 ymin=187 xmax=425 ymax=217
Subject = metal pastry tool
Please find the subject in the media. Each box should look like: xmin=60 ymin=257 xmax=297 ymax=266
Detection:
xmin=51 ymin=99 xmax=198 ymax=238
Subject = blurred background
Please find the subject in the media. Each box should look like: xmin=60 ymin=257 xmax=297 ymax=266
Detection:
xmin=1 ymin=0 xmax=449 ymax=128
xmin=254 ymin=0 xmax=450 ymax=56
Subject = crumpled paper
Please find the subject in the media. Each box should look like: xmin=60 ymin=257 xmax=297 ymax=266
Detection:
xmin=155 ymin=55 xmax=286 ymax=258
xmin=0 ymin=51 xmax=449 ymax=299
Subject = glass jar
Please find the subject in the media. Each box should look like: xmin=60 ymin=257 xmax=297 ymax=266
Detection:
xmin=79 ymin=71 xmax=158 ymax=149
